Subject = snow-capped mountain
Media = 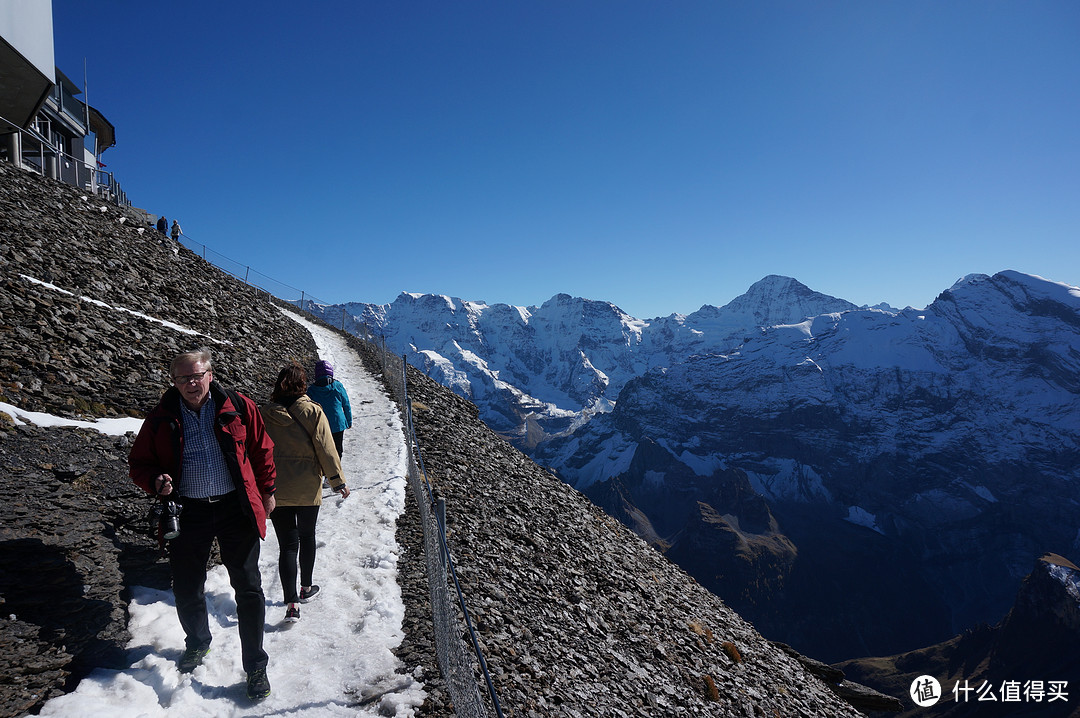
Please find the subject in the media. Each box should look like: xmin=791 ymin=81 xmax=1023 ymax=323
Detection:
xmin=326 ymin=291 xmax=649 ymax=445
xmin=311 ymin=275 xmax=858 ymax=447
xmin=312 ymin=270 xmax=1080 ymax=662
xmin=547 ymin=271 xmax=1080 ymax=492
xmin=538 ymin=270 xmax=1080 ymax=660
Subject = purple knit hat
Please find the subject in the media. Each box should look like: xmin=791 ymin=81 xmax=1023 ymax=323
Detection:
xmin=315 ymin=360 xmax=333 ymax=378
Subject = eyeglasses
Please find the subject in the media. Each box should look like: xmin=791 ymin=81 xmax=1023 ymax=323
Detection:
xmin=172 ymin=370 xmax=210 ymax=385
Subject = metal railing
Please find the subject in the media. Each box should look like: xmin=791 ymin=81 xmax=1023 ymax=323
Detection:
xmin=1 ymin=116 xmax=128 ymax=207
xmin=176 ymin=234 xmax=365 ymax=335
xmin=176 ymin=235 xmax=319 ymax=304
xmin=51 ymin=83 xmax=88 ymax=134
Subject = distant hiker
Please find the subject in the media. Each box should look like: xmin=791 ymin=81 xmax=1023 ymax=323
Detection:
xmin=259 ymin=362 xmax=349 ymax=624
xmin=306 ymin=359 xmax=352 ymax=458
xmin=170 ymin=219 xmax=183 ymax=242
xmin=128 ymin=348 xmax=276 ymax=702
xmin=156 ymin=215 xmax=167 ymax=235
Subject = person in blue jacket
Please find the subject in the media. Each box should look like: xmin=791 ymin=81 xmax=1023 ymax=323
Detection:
xmin=306 ymin=360 xmax=352 ymax=457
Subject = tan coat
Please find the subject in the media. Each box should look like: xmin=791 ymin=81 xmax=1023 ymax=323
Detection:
xmin=259 ymin=395 xmax=345 ymax=507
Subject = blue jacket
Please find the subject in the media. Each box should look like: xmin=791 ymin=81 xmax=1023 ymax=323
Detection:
xmin=306 ymin=378 xmax=352 ymax=434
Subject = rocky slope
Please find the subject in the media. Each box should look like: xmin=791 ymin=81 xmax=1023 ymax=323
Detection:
xmin=397 ymin=355 xmax=884 ymax=716
xmin=0 ymin=161 xmax=890 ymax=715
xmin=0 ymin=159 xmax=318 ymax=716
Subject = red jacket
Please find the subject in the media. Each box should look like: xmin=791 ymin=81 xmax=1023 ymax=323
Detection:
xmin=129 ymin=382 xmax=277 ymax=538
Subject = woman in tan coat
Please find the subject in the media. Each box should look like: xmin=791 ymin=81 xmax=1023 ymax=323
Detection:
xmin=260 ymin=363 xmax=350 ymax=623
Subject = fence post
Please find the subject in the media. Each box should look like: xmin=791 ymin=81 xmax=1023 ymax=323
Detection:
xmin=434 ymin=489 xmax=447 ymax=567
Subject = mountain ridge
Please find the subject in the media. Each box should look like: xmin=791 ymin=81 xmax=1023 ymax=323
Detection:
xmin=311 ymin=268 xmax=1080 ymax=664
xmin=315 ymin=274 xmax=878 ymax=448
xmin=541 ymin=269 xmax=1080 ymax=659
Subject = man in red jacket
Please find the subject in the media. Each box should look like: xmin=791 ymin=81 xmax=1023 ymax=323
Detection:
xmin=129 ymin=348 xmax=277 ymax=702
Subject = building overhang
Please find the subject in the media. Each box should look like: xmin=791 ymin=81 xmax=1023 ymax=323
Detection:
xmin=87 ymin=104 xmax=115 ymax=152
xmin=0 ymin=34 xmax=53 ymax=132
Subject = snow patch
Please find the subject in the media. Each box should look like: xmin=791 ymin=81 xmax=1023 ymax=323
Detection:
xmin=416 ymin=349 xmax=471 ymax=394
xmin=1047 ymin=563 xmax=1080 ymax=604
xmin=963 ymin=483 xmax=998 ymax=503
xmin=21 ymin=274 xmax=230 ymax=344
xmin=643 ymin=470 xmax=666 ymax=488
xmin=743 ymin=459 xmax=831 ymax=502
xmin=571 ymin=436 xmax=638 ymax=489
xmin=676 ymin=450 xmax=726 ymax=477
xmin=0 ymin=402 xmax=143 ymax=436
xmin=773 ymin=319 xmax=814 ymax=337
xmin=844 ymin=506 xmax=885 ymax=535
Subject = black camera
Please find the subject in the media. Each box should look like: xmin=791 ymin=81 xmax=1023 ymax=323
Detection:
xmin=149 ymin=500 xmax=182 ymax=540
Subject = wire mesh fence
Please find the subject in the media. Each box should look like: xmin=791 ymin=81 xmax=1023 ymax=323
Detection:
xmin=374 ymin=341 xmax=500 ymax=718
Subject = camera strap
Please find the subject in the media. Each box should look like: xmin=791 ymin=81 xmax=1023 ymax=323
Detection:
xmin=145 ymin=499 xmax=169 ymax=555
xmin=286 ymin=404 xmax=316 ymax=447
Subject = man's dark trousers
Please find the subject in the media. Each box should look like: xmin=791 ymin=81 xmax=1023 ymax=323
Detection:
xmin=169 ymin=493 xmax=268 ymax=673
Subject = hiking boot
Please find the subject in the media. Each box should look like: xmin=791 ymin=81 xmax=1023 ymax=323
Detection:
xmin=178 ymin=645 xmax=210 ymax=673
xmin=247 ymin=667 xmax=271 ymax=701
xmin=299 ymin=585 xmax=320 ymax=603
xmin=284 ymin=603 xmax=300 ymax=623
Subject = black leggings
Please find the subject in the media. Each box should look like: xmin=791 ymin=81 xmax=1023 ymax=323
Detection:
xmin=269 ymin=505 xmax=320 ymax=604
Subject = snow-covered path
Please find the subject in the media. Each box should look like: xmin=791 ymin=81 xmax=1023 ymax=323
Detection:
xmin=37 ymin=313 xmax=425 ymax=717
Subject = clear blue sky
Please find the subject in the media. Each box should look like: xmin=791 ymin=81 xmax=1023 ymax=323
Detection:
xmin=52 ymin=1 xmax=1079 ymax=319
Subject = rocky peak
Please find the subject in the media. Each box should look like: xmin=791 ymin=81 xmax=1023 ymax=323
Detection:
xmin=838 ymin=553 xmax=1080 ymax=716
xmin=717 ymin=274 xmax=859 ymax=327
xmin=1014 ymin=553 xmax=1080 ymax=621
xmin=995 ymin=553 xmax=1080 ymax=669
